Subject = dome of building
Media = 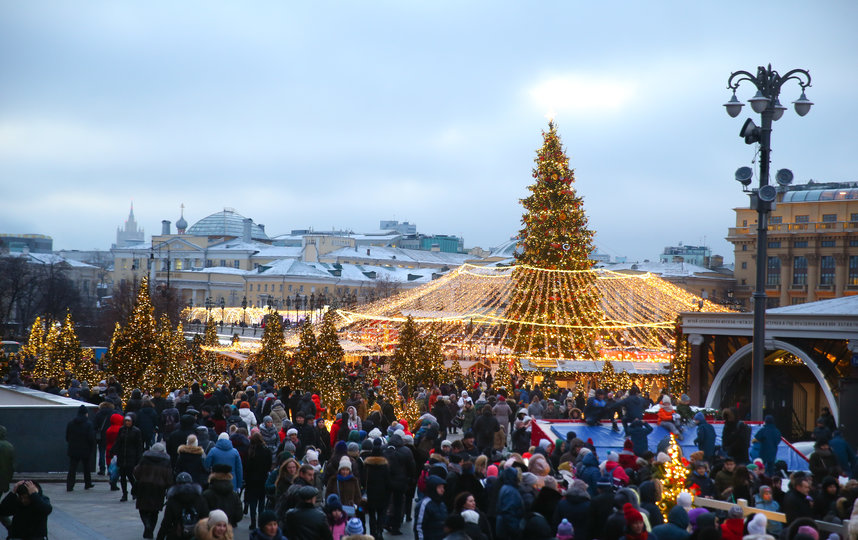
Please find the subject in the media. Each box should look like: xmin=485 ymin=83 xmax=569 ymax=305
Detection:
xmin=489 ymin=238 xmax=522 ymax=258
xmin=186 ymin=208 xmax=269 ymax=241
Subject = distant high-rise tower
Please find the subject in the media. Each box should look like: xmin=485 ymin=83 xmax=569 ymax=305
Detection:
xmin=114 ymin=203 xmax=145 ymax=247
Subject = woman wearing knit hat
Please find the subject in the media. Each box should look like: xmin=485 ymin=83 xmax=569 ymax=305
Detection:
xmin=194 ymin=509 xmax=234 ymax=540
xmin=743 ymin=513 xmax=775 ymax=540
xmin=249 ymin=509 xmax=285 ymax=540
xmin=557 ymin=518 xmax=575 ymax=540
xmin=326 ymin=456 xmax=362 ymax=510
xmin=623 ymin=503 xmax=648 ymax=540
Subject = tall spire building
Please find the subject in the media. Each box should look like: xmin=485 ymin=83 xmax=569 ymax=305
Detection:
xmin=114 ymin=203 xmax=145 ymax=248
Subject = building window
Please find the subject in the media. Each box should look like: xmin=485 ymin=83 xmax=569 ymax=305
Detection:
xmin=766 ymin=257 xmax=781 ymax=286
xmin=793 ymin=256 xmax=808 ymax=285
xmin=299 ymin=285 xmax=304 ymax=292
xmin=206 ymin=259 xmax=213 ymax=268
xmin=821 ymin=240 xmax=835 ymax=248
xmin=220 ymin=259 xmax=226 ymax=267
xmin=794 ymin=240 xmax=808 ymax=248
xmin=795 ymin=215 xmax=809 ymax=223
xmin=741 ymin=262 xmax=747 ymax=269
xmin=820 ymin=256 xmax=835 ymax=285
xmin=256 ymin=284 xmax=260 ymax=291
xmin=852 ymin=213 xmax=858 ymax=222
xmin=263 ymin=284 xmax=267 ymax=292
xmin=742 ymin=220 xmax=748 ymax=227
xmin=770 ymin=216 xmax=782 ymax=224
xmin=742 ymin=245 xmax=748 ymax=251
xmin=850 ymin=256 xmax=858 ymax=286
xmin=851 ymin=239 xmax=858 ymax=247
xmin=767 ymin=241 xmax=781 ymax=248
xmin=279 ymin=284 xmax=283 ymax=291
xmin=822 ymin=214 xmax=837 ymax=222
xmin=791 ymin=297 xmax=805 ymax=305
xmin=233 ymin=260 xmax=240 ymax=269
xmin=288 ymin=284 xmax=293 ymax=292
xmin=175 ymin=260 xmax=183 ymax=270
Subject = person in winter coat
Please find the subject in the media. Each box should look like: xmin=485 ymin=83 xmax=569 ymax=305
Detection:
xmin=245 ymin=432 xmax=273 ymax=530
xmin=269 ymin=401 xmax=288 ymax=429
xmin=782 ymin=472 xmax=814 ymax=524
xmin=258 ymin=416 xmax=280 ymax=456
xmin=473 ymin=406 xmax=500 ymax=456
xmin=693 ymin=413 xmax=716 ymax=463
xmin=577 ymin=450 xmax=602 ymax=496
xmin=621 ymin=502 xmax=653 ymax=540
xmin=250 ymin=509 xmax=286 ymax=540
xmin=176 ymin=434 xmax=208 ymax=488
xmin=135 ymin=398 xmax=160 ymax=448
xmin=239 ymin=401 xmax=258 ymax=430
xmin=205 ymin=433 xmax=243 ymax=491
xmin=652 ymin=505 xmax=689 ymax=540
xmin=363 ymin=438 xmax=391 ymax=539
xmin=345 ymin=406 xmax=362 ymax=433
xmin=386 ymin=431 xmax=416 ymax=533
xmin=511 ymin=417 xmax=532 ymax=455
xmin=112 ymin=414 xmax=144 ymax=501
xmin=203 ymin=464 xmax=243 ymax=527
xmin=721 ymin=409 xmax=750 ymax=464
xmin=416 ymin=475 xmax=447 ymax=540
xmin=492 ymin=396 xmax=512 ymax=436
xmin=105 ymin=412 xmax=125 ymax=461
xmin=627 ymin=420 xmax=654 ymax=459
xmin=719 ymin=505 xmax=744 ymax=540
xmin=157 ymin=472 xmax=209 ymax=540
xmin=0 ymin=480 xmax=51 ymax=539
xmin=752 ymin=485 xmax=782 ymax=536
xmin=93 ymin=400 xmax=114 ymax=475
xmin=605 ymin=451 xmax=631 ymax=487
xmin=66 ymin=404 xmax=96 ymax=491
xmin=167 ymin=415 xmax=198 ymax=465
xmin=616 ymin=386 xmax=650 ymax=432
xmin=283 ymin=485 xmax=333 ymax=540
xmin=495 ymin=467 xmax=524 ymax=540
xmin=553 ymin=479 xmax=592 ymax=540
xmin=753 ymin=415 xmax=782 ymax=473
xmin=134 ymin=442 xmax=174 ymax=538
xmin=809 ymin=440 xmax=841 ymax=484
xmin=326 ymin=456 xmax=362 ymax=508
xmin=686 ymin=461 xmax=715 ymax=498
xmin=828 ymin=430 xmax=857 ymax=476
xmin=0 ymin=425 xmax=13 ymax=497
xmin=656 ymin=397 xmax=682 ymax=439
xmin=194 ymin=508 xmax=234 ymax=540
xmin=638 ymin=480 xmax=664 ymax=528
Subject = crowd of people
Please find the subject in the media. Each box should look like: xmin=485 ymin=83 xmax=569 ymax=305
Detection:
xmin=2 ymin=366 xmax=858 ymax=540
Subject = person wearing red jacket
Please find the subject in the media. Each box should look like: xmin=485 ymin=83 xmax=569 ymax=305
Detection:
xmin=104 ymin=413 xmax=124 ymax=491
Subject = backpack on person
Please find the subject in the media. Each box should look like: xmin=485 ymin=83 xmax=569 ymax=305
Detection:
xmin=179 ymin=504 xmax=199 ymax=538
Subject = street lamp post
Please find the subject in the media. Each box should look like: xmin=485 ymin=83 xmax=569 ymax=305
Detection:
xmin=241 ymin=296 xmax=247 ymax=329
xmin=724 ymin=64 xmax=812 ymax=421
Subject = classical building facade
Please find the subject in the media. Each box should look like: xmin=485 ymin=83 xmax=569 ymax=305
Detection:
xmin=727 ymin=181 xmax=858 ymax=308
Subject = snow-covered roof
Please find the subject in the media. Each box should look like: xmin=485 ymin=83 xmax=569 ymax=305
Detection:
xmin=595 ymin=260 xmax=725 ymax=278
xmin=325 ymin=245 xmax=470 ymax=266
xmin=188 ymin=266 xmax=249 ymax=276
xmin=10 ymin=252 xmax=98 ymax=268
xmin=251 ymin=246 xmax=303 ymax=259
xmin=254 ymin=259 xmax=441 ymax=284
xmin=768 ymin=295 xmax=858 ymax=315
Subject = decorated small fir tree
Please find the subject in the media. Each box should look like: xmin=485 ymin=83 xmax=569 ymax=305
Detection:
xmin=656 ymin=434 xmax=690 ymax=518
xmin=254 ymin=311 xmax=290 ymax=386
xmin=316 ymin=311 xmax=348 ymax=418
xmin=108 ymin=277 xmax=159 ymax=390
xmin=293 ymin=319 xmax=319 ymax=391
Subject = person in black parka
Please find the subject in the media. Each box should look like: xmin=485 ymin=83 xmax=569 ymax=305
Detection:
xmin=66 ymin=404 xmax=96 ymax=491
xmin=157 ymin=472 xmax=209 ymax=540
xmin=111 ymin=414 xmax=144 ymax=502
xmin=134 ymin=442 xmax=174 ymax=538
xmin=362 ymin=438 xmax=391 ymax=539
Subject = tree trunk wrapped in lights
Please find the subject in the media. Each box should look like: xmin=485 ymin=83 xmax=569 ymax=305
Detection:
xmin=655 ymin=434 xmax=690 ymax=518
xmin=108 ymin=277 xmax=159 ymax=391
xmin=505 ymin=121 xmax=604 ymax=366
xmin=670 ymin=320 xmax=690 ymax=395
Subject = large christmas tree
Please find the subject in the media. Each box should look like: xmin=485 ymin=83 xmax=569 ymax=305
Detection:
xmin=389 ymin=316 xmax=443 ymax=395
xmin=254 ymin=311 xmax=291 ymax=386
xmin=293 ymin=319 xmax=319 ymax=391
xmin=505 ymin=121 xmax=604 ymax=362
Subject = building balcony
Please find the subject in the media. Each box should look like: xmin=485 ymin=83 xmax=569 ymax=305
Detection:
xmin=729 ymin=221 xmax=858 ymax=239
xmin=790 ymin=283 xmax=807 ymax=291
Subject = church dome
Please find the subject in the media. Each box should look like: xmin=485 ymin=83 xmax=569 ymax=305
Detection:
xmin=186 ymin=208 xmax=269 ymax=241
xmin=175 ymin=214 xmax=188 ymax=232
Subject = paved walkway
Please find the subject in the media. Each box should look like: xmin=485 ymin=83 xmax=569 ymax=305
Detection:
xmin=20 ymin=474 xmax=417 ymax=539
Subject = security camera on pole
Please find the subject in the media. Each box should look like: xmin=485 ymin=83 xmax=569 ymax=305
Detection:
xmin=723 ymin=64 xmax=812 ymax=421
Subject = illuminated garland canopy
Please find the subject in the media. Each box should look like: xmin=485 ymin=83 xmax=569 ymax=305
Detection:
xmin=332 ymin=263 xmax=733 ymax=369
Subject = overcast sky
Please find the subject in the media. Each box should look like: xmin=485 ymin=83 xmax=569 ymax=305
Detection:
xmin=2 ymin=1 xmax=856 ymax=263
